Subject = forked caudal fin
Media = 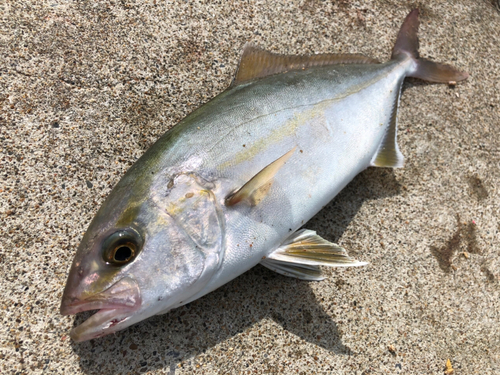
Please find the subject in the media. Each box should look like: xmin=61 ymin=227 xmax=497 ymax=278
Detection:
xmin=392 ymin=9 xmax=469 ymax=83
xmin=371 ymin=9 xmax=468 ymax=168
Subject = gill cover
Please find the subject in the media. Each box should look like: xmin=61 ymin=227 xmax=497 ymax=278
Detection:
xmin=151 ymin=172 xmax=226 ymax=309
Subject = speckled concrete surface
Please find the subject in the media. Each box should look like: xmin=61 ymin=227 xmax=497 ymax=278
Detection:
xmin=1 ymin=1 xmax=499 ymax=374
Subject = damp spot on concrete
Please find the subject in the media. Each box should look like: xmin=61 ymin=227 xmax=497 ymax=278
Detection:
xmin=430 ymin=216 xmax=480 ymax=272
xmin=468 ymin=175 xmax=488 ymax=200
xmin=430 ymin=227 xmax=461 ymax=273
xmin=481 ymin=265 xmax=496 ymax=283
xmin=464 ymin=222 xmax=481 ymax=254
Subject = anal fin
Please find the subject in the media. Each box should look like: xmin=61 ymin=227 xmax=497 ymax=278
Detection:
xmin=370 ymin=81 xmax=405 ymax=168
xmin=266 ymin=229 xmax=367 ymax=271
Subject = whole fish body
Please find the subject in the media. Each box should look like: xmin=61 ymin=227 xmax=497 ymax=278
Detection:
xmin=60 ymin=10 xmax=468 ymax=341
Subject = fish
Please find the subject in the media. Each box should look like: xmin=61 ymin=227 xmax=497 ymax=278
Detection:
xmin=60 ymin=9 xmax=468 ymax=342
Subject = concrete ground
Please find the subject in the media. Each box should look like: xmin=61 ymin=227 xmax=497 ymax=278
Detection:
xmin=1 ymin=0 xmax=499 ymax=374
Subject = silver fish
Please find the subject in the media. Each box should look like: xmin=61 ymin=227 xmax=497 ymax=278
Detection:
xmin=60 ymin=10 xmax=468 ymax=342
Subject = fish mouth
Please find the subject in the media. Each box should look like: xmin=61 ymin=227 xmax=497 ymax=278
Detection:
xmin=60 ymin=277 xmax=141 ymax=342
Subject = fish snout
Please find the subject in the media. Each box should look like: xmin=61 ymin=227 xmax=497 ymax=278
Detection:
xmin=60 ymin=263 xmax=86 ymax=315
xmin=60 ymin=276 xmax=142 ymax=315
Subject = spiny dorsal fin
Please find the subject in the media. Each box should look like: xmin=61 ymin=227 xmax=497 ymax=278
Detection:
xmin=233 ymin=43 xmax=379 ymax=86
xmin=370 ymin=82 xmax=405 ymax=168
xmin=267 ymin=229 xmax=368 ymax=267
xmin=225 ymin=147 xmax=296 ymax=206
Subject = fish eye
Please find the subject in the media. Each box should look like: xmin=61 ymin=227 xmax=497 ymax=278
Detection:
xmin=113 ymin=245 xmax=134 ymax=262
xmin=102 ymin=229 xmax=143 ymax=266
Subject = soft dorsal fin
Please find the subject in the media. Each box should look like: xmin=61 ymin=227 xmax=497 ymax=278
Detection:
xmin=233 ymin=43 xmax=379 ymax=86
xmin=370 ymin=82 xmax=405 ymax=168
xmin=266 ymin=229 xmax=367 ymax=268
xmin=225 ymin=147 xmax=296 ymax=206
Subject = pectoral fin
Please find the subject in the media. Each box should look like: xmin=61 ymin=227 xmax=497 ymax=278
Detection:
xmin=225 ymin=147 xmax=296 ymax=206
xmin=260 ymin=259 xmax=324 ymax=281
xmin=266 ymin=229 xmax=367 ymax=268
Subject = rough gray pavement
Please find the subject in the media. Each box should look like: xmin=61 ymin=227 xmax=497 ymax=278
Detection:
xmin=1 ymin=1 xmax=499 ymax=374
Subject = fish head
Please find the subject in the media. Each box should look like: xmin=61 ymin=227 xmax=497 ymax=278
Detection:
xmin=60 ymin=171 xmax=224 ymax=341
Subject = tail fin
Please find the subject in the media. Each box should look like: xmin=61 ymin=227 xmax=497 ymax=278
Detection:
xmin=392 ymin=9 xmax=468 ymax=83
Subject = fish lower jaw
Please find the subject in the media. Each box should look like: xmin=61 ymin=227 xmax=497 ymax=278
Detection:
xmin=70 ymin=308 xmax=134 ymax=342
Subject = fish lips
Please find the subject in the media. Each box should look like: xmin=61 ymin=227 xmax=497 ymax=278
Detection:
xmin=60 ymin=276 xmax=142 ymax=342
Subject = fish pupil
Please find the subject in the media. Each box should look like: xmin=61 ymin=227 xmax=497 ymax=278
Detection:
xmin=114 ymin=246 xmax=132 ymax=262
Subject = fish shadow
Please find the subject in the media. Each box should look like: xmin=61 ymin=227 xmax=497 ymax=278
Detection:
xmin=71 ymin=167 xmax=400 ymax=374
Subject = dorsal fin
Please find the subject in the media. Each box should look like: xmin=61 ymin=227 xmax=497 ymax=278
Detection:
xmin=232 ymin=43 xmax=379 ymax=86
xmin=225 ymin=147 xmax=296 ymax=206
